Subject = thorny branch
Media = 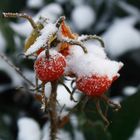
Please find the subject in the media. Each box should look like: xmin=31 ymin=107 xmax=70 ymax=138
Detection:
xmin=2 ymin=12 xmax=38 ymax=29
xmin=79 ymin=35 xmax=105 ymax=48
xmin=49 ymin=81 xmax=58 ymax=140
xmin=0 ymin=53 xmax=35 ymax=87
xmin=60 ymin=38 xmax=88 ymax=53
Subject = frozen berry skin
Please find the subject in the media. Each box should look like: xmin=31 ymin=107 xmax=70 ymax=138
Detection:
xmin=76 ymin=75 xmax=115 ymax=96
xmin=34 ymin=53 xmax=66 ymax=83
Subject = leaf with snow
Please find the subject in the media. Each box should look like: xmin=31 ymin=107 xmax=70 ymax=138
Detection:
xmin=25 ymin=23 xmax=58 ymax=56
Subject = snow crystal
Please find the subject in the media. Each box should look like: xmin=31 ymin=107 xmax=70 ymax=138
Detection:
xmin=71 ymin=5 xmax=96 ymax=31
xmin=84 ymin=41 xmax=107 ymax=59
xmin=65 ymin=45 xmax=123 ymax=79
xmin=78 ymin=36 xmax=107 ymax=58
xmin=123 ymin=86 xmax=137 ymax=96
xmin=25 ymin=23 xmax=58 ymax=56
xmin=102 ymin=17 xmax=140 ymax=57
xmin=27 ymin=0 xmax=44 ymax=8
xmin=17 ymin=117 xmax=41 ymax=140
xmin=0 ymin=32 xmax=6 ymax=52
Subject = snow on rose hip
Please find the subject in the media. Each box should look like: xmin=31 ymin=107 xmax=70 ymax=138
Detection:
xmin=76 ymin=75 xmax=113 ymax=96
xmin=65 ymin=45 xmax=123 ymax=96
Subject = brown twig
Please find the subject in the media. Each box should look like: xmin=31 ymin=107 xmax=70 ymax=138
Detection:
xmin=79 ymin=35 xmax=105 ymax=48
xmin=101 ymin=95 xmax=121 ymax=111
xmin=41 ymin=82 xmax=47 ymax=112
xmin=95 ymin=98 xmax=110 ymax=128
xmin=0 ymin=53 xmax=35 ymax=87
xmin=49 ymin=80 xmax=58 ymax=140
xmin=60 ymin=38 xmax=88 ymax=53
xmin=2 ymin=12 xmax=37 ymax=29
xmin=55 ymin=16 xmax=65 ymax=28
xmin=59 ymin=81 xmax=77 ymax=102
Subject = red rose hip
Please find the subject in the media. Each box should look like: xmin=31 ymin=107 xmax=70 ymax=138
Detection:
xmin=76 ymin=75 xmax=116 ymax=96
xmin=34 ymin=52 xmax=66 ymax=83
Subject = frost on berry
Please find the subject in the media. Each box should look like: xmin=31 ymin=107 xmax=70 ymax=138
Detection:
xmin=65 ymin=45 xmax=123 ymax=96
xmin=76 ymin=75 xmax=113 ymax=96
xmin=34 ymin=50 xmax=66 ymax=83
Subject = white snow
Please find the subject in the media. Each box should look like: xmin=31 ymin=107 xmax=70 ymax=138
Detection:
xmin=57 ymin=80 xmax=80 ymax=108
xmin=10 ymin=3 xmax=63 ymax=37
xmin=37 ymin=49 xmax=58 ymax=59
xmin=14 ymin=35 xmax=22 ymax=49
xmin=123 ymin=86 xmax=137 ymax=96
xmin=65 ymin=45 xmax=123 ymax=79
xmin=102 ymin=17 xmax=140 ymax=57
xmin=17 ymin=117 xmax=41 ymax=140
xmin=78 ymin=37 xmax=107 ymax=58
xmin=71 ymin=5 xmax=96 ymax=31
xmin=45 ymin=82 xmax=52 ymax=98
xmin=111 ymin=96 xmax=123 ymax=104
xmin=0 ymin=32 xmax=6 ymax=52
xmin=27 ymin=0 xmax=44 ymax=8
xmin=23 ymin=70 xmax=35 ymax=83
xmin=25 ymin=23 xmax=58 ymax=56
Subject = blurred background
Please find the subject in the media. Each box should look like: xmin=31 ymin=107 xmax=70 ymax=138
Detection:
xmin=0 ymin=0 xmax=140 ymax=140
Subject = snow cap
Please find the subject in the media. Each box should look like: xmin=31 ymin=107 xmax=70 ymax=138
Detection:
xmin=65 ymin=45 xmax=123 ymax=80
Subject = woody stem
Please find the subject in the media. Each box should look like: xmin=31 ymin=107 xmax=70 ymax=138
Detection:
xmin=60 ymin=38 xmax=88 ymax=54
xmin=41 ymin=83 xmax=46 ymax=112
xmin=79 ymin=35 xmax=105 ymax=48
xmin=2 ymin=12 xmax=37 ymax=29
xmin=49 ymin=80 xmax=58 ymax=140
xmin=95 ymin=98 xmax=110 ymax=127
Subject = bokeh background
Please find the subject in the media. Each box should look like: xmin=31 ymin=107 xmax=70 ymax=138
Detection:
xmin=0 ymin=0 xmax=140 ymax=140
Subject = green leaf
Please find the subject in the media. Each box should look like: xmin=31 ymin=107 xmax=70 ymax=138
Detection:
xmin=81 ymin=121 xmax=111 ymax=140
xmin=109 ymin=91 xmax=140 ymax=140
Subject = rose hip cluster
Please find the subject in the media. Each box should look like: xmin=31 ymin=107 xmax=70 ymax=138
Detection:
xmin=33 ymin=20 xmax=123 ymax=97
